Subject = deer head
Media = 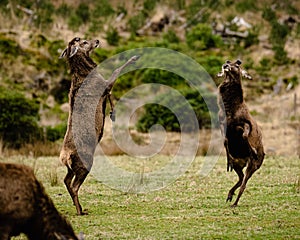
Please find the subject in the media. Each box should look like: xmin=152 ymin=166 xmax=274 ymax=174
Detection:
xmin=217 ymin=59 xmax=252 ymax=80
xmin=60 ymin=37 xmax=100 ymax=59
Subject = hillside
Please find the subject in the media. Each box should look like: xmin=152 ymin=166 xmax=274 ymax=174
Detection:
xmin=0 ymin=0 xmax=299 ymax=156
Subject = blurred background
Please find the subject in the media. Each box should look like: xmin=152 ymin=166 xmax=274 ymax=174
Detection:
xmin=0 ymin=0 xmax=299 ymax=157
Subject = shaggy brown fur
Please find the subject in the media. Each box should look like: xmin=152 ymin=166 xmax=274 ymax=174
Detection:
xmin=0 ymin=162 xmax=82 ymax=240
xmin=217 ymin=59 xmax=265 ymax=207
xmin=60 ymin=37 xmax=139 ymax=215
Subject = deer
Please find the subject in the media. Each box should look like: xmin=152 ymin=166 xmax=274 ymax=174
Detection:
xmin=59 ymin=37 xmax=139 ymax=215
xmin=0 ymin=162 xmax=83 ymax=240
xmin=217 ymin=59 xmax=265 ymax=207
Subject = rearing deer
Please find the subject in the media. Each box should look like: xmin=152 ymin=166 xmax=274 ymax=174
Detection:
xmin=60 ymin=37 xmax=139 ymax=215
xmin=217 ymin=59 xmax=265 ymax=207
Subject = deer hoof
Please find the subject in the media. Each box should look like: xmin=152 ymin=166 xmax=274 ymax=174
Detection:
xmin=226 ymin=195 xmax=233 ymax=202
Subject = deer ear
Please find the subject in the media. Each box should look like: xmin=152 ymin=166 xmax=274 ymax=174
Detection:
xmin=59 ymin=48 xmax=68 ymax=59
xmin=69 ymin=46 xmax=78 ymax=58
xmin=241 ymin=69 xmax=252 ymax=79
xmin=236 ymin=59 xmax=242 ymax=65
xmin=217 ymin=71 xmax=224 ymax=77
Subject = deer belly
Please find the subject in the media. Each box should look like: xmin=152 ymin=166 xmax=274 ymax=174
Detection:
xmin=227 ymin=132 xmax=251 ymax=159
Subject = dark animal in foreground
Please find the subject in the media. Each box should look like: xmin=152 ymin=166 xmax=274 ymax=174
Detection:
xmin=60 ymin=37 xmax=139 ymax=215
xmin=0 ymin=162 xmax=83 ymax=240
xmin=217 ymin=59 xmax=265 ymax=207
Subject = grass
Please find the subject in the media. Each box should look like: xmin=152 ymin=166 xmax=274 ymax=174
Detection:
xmin=2 ymin=155 xmax=299 ymax=239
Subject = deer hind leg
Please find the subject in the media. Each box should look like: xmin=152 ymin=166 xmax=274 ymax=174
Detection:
xmin=227 ymin=164 xmax=244 ymax=202
xmin=231 ymin=161 xmax=258 ymax=207
xmin=224 ymin=138 xmax=234 ymax=172
xmin=71 ymin=169 xmax=89 ymax=215
xmin=64 ymin=167 xmax=75 ymax=201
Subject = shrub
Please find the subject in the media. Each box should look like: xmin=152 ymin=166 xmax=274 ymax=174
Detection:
xmin=186 ymin=23 xmax=222 ymax=50
xmin=244 ymin=29 xmax=259 ymax=48
xmin=128 ymin=12 xmax=147 ymax=35
xmin=92 ymin=0 xmax=114 ymax=18
xmin=235 ymin=0 xmax=257 ymax=13
xmin=141 ymin=69 xmax=187 ymax=87
xmin=106 ymin=27 xmax=120 ymax=46
xmin=197 ymin=55 xmax=224 ymax=77
xmin=0 ymin=87 xmax=42 ymax=149
xmin=34 ymin=1 xmax=55 ymax=28
xmin=46 ymin=123 xmax=67 ymax=142
xmin=163 ymin=30 xmax=180 ymax=44
xmin=262 ymin=7 xmax=276 ymax=22
xmin=273 ymin=45 xmax=288 ymax=65
xmin=0 ymin=36 xmax=22 ymax=56
xmin=75 ymin=3 xmax=90 ymax=24
xmin=270 ymin=21 xmax=289 ymax=46
xmin=136 ymin=88 xmax=217 ymax=132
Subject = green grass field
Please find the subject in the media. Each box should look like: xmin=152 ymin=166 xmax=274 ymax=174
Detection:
xmin=2 ymin=155 xmax=299 ymax=240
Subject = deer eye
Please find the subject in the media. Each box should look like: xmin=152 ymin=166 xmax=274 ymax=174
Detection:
xmin=75 ymin=37 xmax=80 ymax=42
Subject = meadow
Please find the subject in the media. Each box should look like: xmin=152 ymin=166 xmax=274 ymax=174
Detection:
xmin=2 ymin=154 xmax=299 ymax=240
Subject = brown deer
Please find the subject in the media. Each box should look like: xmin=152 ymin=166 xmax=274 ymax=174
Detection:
xmin=60 ymin=37 xmax=139 ymax=215
xmin=217 ymin=59 xmax=265 ymax=207
xmin=0 ymin=162 xmax=83 ymax=239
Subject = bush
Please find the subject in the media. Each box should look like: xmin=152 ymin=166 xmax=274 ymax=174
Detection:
xmin=46 ymin=123 xmax=67 ymax=142
xmin=270 ymin=21 xmax=289 ymax=46
xmin=106 ymin=27 xmax=120 ymax=46
xmin=235 ymin=0 xmax=257 ymax=13
xmin=273 ymin=45 xmax=288 ymax=65
xmin=128 ymin=12 xmax=147 ymax=35
xmin=0 ymin=36 xmax=22 ymax=56
xmin=75 ymin=3 xmax=90 ymax=24
xmin=163 ymin=30 xmax=180 ymax=44
xmin=34 ymin=1 xmax=55 ymax=28
xmin=262 ymin=7 xmax=276 ymax=22
xmin=141 ymin=69 xmax=187 ymax=87
xmin=92 ymin=0 xmax=114 ymax=18
xmin=0 ymin=87 xmax=42 ymax=149
xmin=186 ymin=23 xmax=222 ymax=50
xmin=136 ymin=88 xmax=217 ymax=132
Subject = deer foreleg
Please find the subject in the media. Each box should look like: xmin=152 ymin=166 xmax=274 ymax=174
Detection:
xmin=241 ymin=123 xmax=258 ymax=159
xmin=107 ymin=55 xmax=140 ymax=90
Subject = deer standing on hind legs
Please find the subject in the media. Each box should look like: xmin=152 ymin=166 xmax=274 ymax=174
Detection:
xmin=60 ymin=37 xmax=139 ymax=215
xmin=217 ymin=59 xmax=265 ymax=207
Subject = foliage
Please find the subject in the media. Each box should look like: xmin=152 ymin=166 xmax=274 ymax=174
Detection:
xmin=128 ymin=12 xmax=147 ymax=35
xmin=141 ymin=69 xmax=187 ymax=87
xmin=0 ymin=35 xmax=22 ymax=56
xmin=92 ymin=0 xmax=115 ymax=18
xmin=106 ymin=27 xmax=120 ymax=46
xmin=235 ymin=0 xmax=257 ymax=13
xmin=186 ymin=23 xmax=223 ymax=50
xmin=34 ymin=0 xmax=55 ymax=28
xmin=163 ymin=30 xmax=180 ymax=44
xmin=270 ymin=21 xmax=290 ymax=46
xmin=137 ymin=88 xmax=217 ymax=132
xmin=273 ymin=45 xmax=288 ymax=65
xmin=56 ymin=3 xmax=72 ymax=17
xmin=46 ymin=123 xmax=67 ymax=142
xmin=262 ymin=7 xmax=277 ymax=22
xmin=244 ymin=29 xmax=259 ymax=48
xmin=262 ymin=7 xmax=290 ymax=65
xmin=143 ymin=0 xmax=158 ymax=12
xmin=197 ymin=55 xmax=224 ymax=77
xmin=75 ymin=3 xmax=90 ymax=24
xmin=0 ymin=87 xmax=42 ymax=149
